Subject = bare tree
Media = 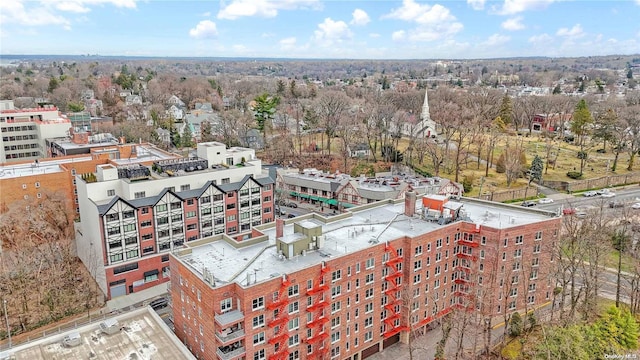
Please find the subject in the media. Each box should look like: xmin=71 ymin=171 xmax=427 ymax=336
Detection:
xmin=317 ymin=91 xmax=350 ymax=156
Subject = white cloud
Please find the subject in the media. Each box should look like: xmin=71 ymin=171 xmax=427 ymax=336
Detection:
xmin=467 ymin=0 xmax=485 ymax=11
xmin=189 ymin=20 xmax=218 ymax=39
xmin=51 ymin=0 xmax=137 ymax=13
xmin=218 ymin=0 xmax=320 ymax=20
xmin=482 ymin=33 xmax=510 ymax=46
xmin=501 ymin=16 xmax=524 ymax=31
xmin=313 ymin=18 xmax=352 ymax=47
xmin=556 ymin=24 xmax=584 ymax=38
xmin=392 ymin=30 xmax=406 ymax=41
xmin=369 ymin=33 xmax=380 ymax=38
xmin=202 ymin=11 xmax=211 ymax=17
xmin=279 ymin=37 xmax=297 ymax=50
xmin=0 ymin=0 xmax=71 ymax=29
xmin=384 ymin=0 xmax=463 ymax=42
xmin=496 ymin=0 xmax=556 ymax=15
xmin=350 ymin=9 xmax=370 ymax=26
xmin=636 ymin=0 xmax=640 ymax=5
xmin=0 ymin=0 xmax=137 ymax=30
xmin=232 ymin=44 xmax=248 ymax=53
xmin=528 ymin=33 xmax=552 ymax=44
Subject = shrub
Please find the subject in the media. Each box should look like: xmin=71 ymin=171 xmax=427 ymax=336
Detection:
xmin=577 ymin=151 xmax=588 ymax=159
xmin=566 ymin=171 xmax=583 ymax=179
xmin=462 ymin=174 xmax=474 ymax=193
xmin=496 ymin=153 xmax=506 ymax=173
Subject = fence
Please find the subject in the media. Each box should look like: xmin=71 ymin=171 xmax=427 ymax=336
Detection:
xmin=542 ymin=172 xmax=640 ymax=192
xmin=478 ymin=186 xmax=538 ymax=202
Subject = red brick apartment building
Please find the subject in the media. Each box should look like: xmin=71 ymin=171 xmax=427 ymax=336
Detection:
xmin=169 ymin=193 xmax=560 ymax=360
xmin=76 ymin=142 xmax=275 ymax=300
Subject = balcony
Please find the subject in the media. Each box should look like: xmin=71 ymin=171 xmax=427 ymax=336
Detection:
xmin=216 ymin=345 xmax=246 ymax=360
xmin=215 ymin=328 xmax=245 ymax=344
xmin=215 ymin=310 xmax=245 ymax=327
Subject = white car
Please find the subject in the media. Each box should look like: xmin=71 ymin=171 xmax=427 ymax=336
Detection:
xmin=632 ymin=203 xmax=640 ymax=209
xmin=600 ymin=192 xmax=616 ymax=198
xmin=583 ymin=191 xmax=597 ymax=197
xmin=538 ymin=198 xmax=554 ymax=204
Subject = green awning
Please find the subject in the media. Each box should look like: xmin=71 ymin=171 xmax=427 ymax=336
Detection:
xmin=326 ymin=199 xmax=338 ymax=205
xmin=341 ymin=202 xmax=356 ymax=208
xmin=289 ymin=191 xmax=299 ymax=197
xmin=299 ymin=193 xmax=310 ymax=199
xmin=310 ymin=195 xmax=319 ymax=201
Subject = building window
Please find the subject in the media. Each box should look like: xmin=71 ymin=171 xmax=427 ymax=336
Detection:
xmin=365 ymin=258 xmax=374 ymax=269
xmin=134 ymin=191 xmax=146 ymax=199
xmin=252 ymin=296 xmax=264 ymax=310
xmin=254 ymin=349 xmax=266 ymax=360
xmin=515 ymin=235 xmax=524 ymax=245
xmin=221 ymin=298 xmax=232 ymax=312
xmin=288 ymin=317 xmax=299 ymax=330
xmin=332 ymin=270 xmax=341 ymax=282
xmin=107 ymin=189 xmax=115 ymax=196
xmin=535 ymin=231 xmax=542 ymax=240
xmin=253 ymin=332 xmax=265 ymax=345
xmin=288 ymin=300 xmax=300 ymax=314
xmin=180 ymin=184 xmax=191 ymax=191
xmin=288 ymin=284 xmax=299 ymax=297
xmin=253 ymin=314 xmax=265 ymax=328
xmin=288 ymin=334 xmax=300 ymax=347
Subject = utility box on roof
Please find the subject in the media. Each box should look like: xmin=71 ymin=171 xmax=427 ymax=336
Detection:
xmin=422 ymin=194 xmax=448 ymax=212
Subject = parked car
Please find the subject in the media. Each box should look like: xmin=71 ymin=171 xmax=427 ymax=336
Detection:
xmin=277 ymin=207 xmax=286 ymax=215
xmin=601 ymin=191 xmax=616 ymax=198
xmin=150 ymin=297 xmax=169 ymax=310
xmin=583 ymin=191 xmax=597 ymax=197
xmin=562 ymin=208 xmax=576 ymax=215
xmin=521 ymin=201 xmax=536 ymax=207
xmin=631 ymin=203 xmax=640 ymax=209
xmin=538 ymin=198 xmax=554 ymax=204
xmin=287 ymin=213 xmax=296 ymax=218
xmin=286 ymin=202 xmax=298 ymax=208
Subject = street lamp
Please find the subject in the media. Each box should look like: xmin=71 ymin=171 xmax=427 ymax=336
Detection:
xmin=3 ymin=299 xmax=10 ymax=348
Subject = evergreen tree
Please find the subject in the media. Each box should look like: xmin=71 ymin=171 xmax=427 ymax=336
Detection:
xmin=571 ymin=99 xmax=593 ymax=173
xmin=499 ymin=94 xmax=513 ymax=126
xmin=181 ymin=123 xmax=194 ymax=148
xmin=529 ymin=155 xmax=544 ymax=184
xmin=253 ymin=93 xmax=280 ymax=139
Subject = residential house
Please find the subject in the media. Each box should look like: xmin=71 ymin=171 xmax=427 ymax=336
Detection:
xmin=167 ymin=95 xmax=185 ymax=108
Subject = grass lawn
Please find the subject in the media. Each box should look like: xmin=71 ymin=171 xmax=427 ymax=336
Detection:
xmin=604 ymin=249 xmax=636 ymax=274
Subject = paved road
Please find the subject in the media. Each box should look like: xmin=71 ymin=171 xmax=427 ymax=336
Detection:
xmin=534 ymin=187 xmax=640 ymax=213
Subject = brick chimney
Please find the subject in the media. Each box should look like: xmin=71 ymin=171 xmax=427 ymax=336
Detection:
xmin=405 ymin=190 xmax=417 ymax=217
xmin=276 ymin=218 xmax=284 ymax=238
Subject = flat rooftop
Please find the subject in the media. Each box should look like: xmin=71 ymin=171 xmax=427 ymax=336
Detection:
xmin=0 ymin=156 xmax=92 ymax=179
xmin=0 ymin=307 xmax=196 ymax=360
xmin=177 ymin=198 xmax=558 ymax=288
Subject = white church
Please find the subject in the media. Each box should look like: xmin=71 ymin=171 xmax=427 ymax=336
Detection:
xmin=399 ymin=89 xmax=437 ymax=138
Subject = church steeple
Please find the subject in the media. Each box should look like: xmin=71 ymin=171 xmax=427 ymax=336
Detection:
xmin=421 ymin=88 xmax=431 ymax=122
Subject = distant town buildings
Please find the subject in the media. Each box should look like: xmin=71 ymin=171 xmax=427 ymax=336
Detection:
xmin=0 ymin=100 xmax=72 ymax=164
xmin=75 ymin=142 xmax=275 ymax=300
xmin=169 ymin=194 xmax=560 ymax=360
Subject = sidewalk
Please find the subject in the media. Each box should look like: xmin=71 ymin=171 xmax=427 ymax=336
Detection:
xmin=106 ymin=282 xmax=169 ymax=311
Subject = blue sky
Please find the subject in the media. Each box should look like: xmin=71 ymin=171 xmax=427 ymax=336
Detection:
xmin=1 ymin=0 xmax=640 ymax=59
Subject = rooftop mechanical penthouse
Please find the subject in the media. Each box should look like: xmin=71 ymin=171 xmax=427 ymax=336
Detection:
xmin=76 ymin=142 xmax=275 ymax=300
xmin=169 ymin=193 xmax=561 ymax=360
